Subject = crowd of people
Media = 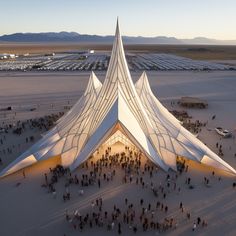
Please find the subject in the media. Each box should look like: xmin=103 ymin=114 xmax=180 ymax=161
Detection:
xmin=0 ymin=112 xmax=63 ymax=166
xmin=170 ymin=109 xmax=206 ymax=135
xmin=39 ymin=146 xmax=213 ymax=235
xmin=0 ymin=102 xmax=235 ymax=235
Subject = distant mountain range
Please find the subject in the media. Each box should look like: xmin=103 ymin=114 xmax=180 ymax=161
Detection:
xmin=0 ymin=32 xmax=236 ymax=45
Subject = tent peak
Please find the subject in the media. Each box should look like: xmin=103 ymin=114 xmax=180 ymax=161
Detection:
xmin=115 ymin=18 xmax=120 ymax=37
xmin=142 ymin=71 xmax=148 ymax=77
xmin=135 ymin=71 xmax=152 ymax=94
xmin=105 ymin=19 xmax=131 ymax=84
xmin=84 ymin=71 xmax=102 ymax=95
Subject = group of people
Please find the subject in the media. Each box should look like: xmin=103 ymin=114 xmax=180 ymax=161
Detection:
xmin=40 ymin=146 xmax=212 ymax=234
xmin=12 ymin=112 xmax=63 ymax=135
xmin=65 ymin=196 xmax=181 ymax=234
xmin=0 ymin=112 xmax=64 ymax=166
xmin=0 ymin=99 xmax=235 ymax=235
xmin=170 ymin=109 xmax=206 ymax=135
xmin=183 ymin=119 xmax=206 ymax=135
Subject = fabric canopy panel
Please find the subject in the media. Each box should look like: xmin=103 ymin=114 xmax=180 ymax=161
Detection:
xmin=0 ymin=20 xmax=236 ymax=178
xmin=104 ymin=130 xmax=135 ymax=147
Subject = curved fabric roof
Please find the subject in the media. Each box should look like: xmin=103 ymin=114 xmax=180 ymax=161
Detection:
xmin=0 ymin=20 xmax=235 ymax=177
xmin=0 ymin=72 xmax=102 ymax=176
xmin=135 ymin=72 xmax=236 ymax=173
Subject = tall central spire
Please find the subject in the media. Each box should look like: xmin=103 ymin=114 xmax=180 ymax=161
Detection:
xmin=105 ymin=18 xmax=132 ymax=84
xmin=86 ymin=19 xmax=154 ymax=138
xmin=69 ymin=20 xmax=169 ymax=172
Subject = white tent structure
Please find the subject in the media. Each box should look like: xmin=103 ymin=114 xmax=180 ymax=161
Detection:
xmin=1 ymin=20 xmax=236 ymax=178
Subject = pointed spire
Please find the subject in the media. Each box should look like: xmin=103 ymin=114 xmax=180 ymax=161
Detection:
xmin=135 ymin=71 xmax=151 ymax=95
xmin=91 ymin=71 xmax=102 ymax=91
xmin=105 ymin=18 xmax=131 ymax=82
xmin=84 ymin=71 xmax=102 ymax=96
xmin=115 ymin=17 xmax=120 ymax=38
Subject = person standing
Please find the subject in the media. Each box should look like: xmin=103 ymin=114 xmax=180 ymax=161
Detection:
xmin=53 ymin=190 xmax=57 ymax=199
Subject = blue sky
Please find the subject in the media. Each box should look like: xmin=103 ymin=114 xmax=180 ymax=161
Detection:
xmin=1 ymin=0 xmax=235 ymax=39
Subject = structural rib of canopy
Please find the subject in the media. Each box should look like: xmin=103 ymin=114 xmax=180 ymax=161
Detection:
xmin=1 ymin=20 xmax=236 ymax=177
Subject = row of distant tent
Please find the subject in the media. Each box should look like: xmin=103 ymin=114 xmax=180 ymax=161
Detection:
xmin=0 ymin=53 xmax=17 ymax=60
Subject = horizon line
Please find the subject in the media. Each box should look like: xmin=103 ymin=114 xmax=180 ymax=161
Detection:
xmin=0 ymin=31 xmax=236 ymax=42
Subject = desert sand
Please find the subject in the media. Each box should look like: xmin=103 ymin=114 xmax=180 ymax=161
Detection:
xmin=0 ymin=71 xmax=236 ymax=236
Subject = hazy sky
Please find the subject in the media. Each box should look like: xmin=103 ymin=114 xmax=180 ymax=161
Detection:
xmin=1 ymin=0 xmax=235 ymax=39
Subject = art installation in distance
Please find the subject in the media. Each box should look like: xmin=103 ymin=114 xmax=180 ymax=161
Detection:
xmin=1 ymin=20 xmax=236 ymax=178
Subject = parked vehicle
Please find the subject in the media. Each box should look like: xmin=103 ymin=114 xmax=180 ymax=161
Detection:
xmin=215 ymin=127 xmax=232 ymax=138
